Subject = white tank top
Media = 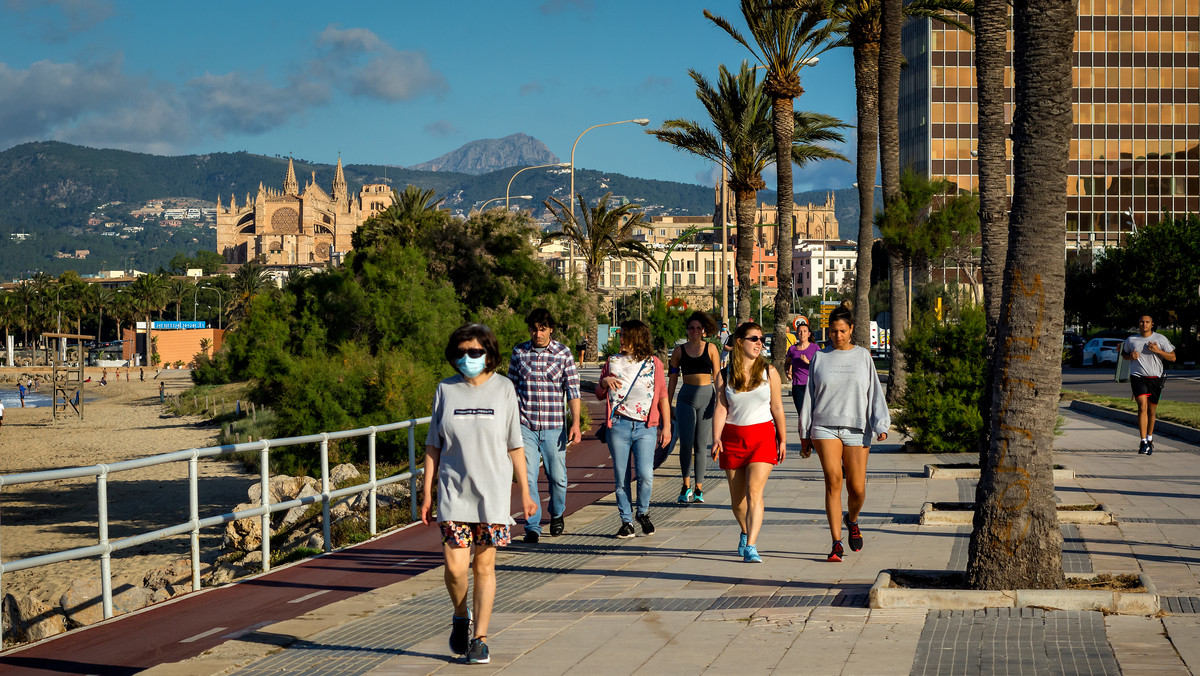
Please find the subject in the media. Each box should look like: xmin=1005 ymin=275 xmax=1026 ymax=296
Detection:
xmin=724 ymin=371 xmax=773 ymax=426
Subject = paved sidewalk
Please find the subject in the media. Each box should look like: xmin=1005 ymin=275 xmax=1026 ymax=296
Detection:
xmin=147 ymin=403 xmax=1200 ymax=675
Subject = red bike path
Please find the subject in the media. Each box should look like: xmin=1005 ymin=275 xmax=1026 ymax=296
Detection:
xmin=0 ymin=424 xmax=618 ymax=675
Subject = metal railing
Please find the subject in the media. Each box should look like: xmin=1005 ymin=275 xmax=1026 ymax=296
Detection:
xmin=0 ymin=417 xmax=430 ymax=650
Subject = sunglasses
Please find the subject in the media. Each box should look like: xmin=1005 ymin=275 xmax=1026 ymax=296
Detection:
xmin=742 ymin=335 xmax=764 ymax=343
xmin=454 ymin=348 xmax=487 ymax=359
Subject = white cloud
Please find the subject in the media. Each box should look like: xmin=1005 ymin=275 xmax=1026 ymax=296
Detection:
xmin=317 ymin=25 xmax=447 ymax=102
xmin=424 ymin=120 xmax=459 ymax=138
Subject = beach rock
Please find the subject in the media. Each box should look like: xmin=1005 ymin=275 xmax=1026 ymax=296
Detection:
xmin=248 ymin=475 xmax=316 ymax=505
xmin=144 ymin=558 xmax=193 ymax=592
xmin=330 ymin=463 xmax=361 ymax=486
xmin=378 ymin=482 xmax=410 ymax=499
xmin=3 ymin=593 xmax=66 ymax=642
xmin=241 ymin=550 xmax=263 ymax=569
xmin=150 ymin=588 xmax=171 ymax=604
xmin=330 ymin=500 xmax=353 ymax=520
xmin=208 ymin=561 xmax=248 ymax=585
xmin=224 ymin=502 xmax=273 ymax=551
xmin=112 ymin=586 xmax=155 ymax=616
xmin=59 ymin=578 xmax=104 ymax=627
xmin=280 ymin=484 xmax=321 ymax=529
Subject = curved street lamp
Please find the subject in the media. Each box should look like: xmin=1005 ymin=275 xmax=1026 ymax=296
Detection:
xmin=479 ymin=195 xmax=531 ymax=212
xmin=506 ymin=162 xmax=570 ymax=210
xmin=200 ymin=286 xmax=223 ymax=331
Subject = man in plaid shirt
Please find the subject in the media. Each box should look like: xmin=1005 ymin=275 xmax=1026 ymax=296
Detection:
xmin=509 ymin=308 xmax=582 ymax=543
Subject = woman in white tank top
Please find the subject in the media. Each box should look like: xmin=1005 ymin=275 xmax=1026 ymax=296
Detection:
xmin=710 ymin=321 xmax=787 ymax=563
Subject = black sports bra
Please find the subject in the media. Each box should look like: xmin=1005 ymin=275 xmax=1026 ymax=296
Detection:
xmin=678 ymin=343 xmax=715 ymax=376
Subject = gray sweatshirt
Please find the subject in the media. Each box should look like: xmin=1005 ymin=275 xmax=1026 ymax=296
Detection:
xmin=798 ymin=345 xmax=891 ymax=438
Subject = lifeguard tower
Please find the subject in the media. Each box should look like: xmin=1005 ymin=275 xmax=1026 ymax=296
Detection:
xmin=43 ymin=332 xmax=93 ymax=420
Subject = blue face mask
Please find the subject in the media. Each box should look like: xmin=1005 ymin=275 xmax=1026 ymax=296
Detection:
xmin=456 ymin=354 xmax=487 ymax=378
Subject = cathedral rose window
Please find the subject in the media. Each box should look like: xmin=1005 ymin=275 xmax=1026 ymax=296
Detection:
xmin=272 ymin=207 xmax=300 ymax=234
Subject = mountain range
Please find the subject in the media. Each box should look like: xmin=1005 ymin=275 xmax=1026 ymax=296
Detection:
xmin=0 ymin=139 xmax=867 ymax=280
xmin=409 ymin=133 xmax=558 ymax=175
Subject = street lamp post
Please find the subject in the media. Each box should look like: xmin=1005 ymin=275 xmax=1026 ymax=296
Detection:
xmin=507 ymin=163 xmax=570 ymax=210
xmin=568 ymin=118 xmax=649 ymax=283
xmin=201 ymin=286 xmax=223 ymax=330
xmin=479 ymin=195 xmax=531 ymax=212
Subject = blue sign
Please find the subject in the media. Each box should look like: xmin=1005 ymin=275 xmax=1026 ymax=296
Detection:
xmin=152 ymin=321 xmax=207 ymax=330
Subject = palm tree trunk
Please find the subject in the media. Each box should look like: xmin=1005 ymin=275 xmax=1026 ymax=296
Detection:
xmin=886 ymin=250 xmax=908 ymax=403
xmin=967 ymin=0 xmax=1073 ymax=590
xmin=772 ymin=95 xmax=796 ymax=372
xmin=585 ymin=269 xmax=601 ymax=362
xmin=852 ymin=40 xmax=880 ymax=347
xmin=974 ymin=0 xmax=1012 ymax=467
xmin=734 ymin=190 xmax=757 ymax=323
xmin=98 ymin=308 xmax=105 ymax=343
xmin=145 ymin=313 xmax=153 ymax=368
xmin=878 ymin=1 xmax=907 ymax=400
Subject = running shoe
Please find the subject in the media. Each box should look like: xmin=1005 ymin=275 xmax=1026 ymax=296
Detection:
xmin=449 ymin=615 xmax=471 ymax=655
xmin=743 ymin=544 xmax=763 ymax=563
xmin=1146 ymin=440 xmax=1155 ymax=455
xmin=616 ymin=522 xmax=636 ymax=539
xmin=1138 ymin=439 xmax=1150 ymax=455
xmin=636 ymin=513 xmax=656 ymax=536
xmin=466 ymin=637 xmax=490 ymax=664
xmin=693 ymin=489 xmax=705 ymax=503
xmin=738 ymin=532 xmax=748 ymax=557
xmin=845 ymin=514 xmax=864 ymax=552
xmin=828 ymin=540 xmax=844 ymax=563
xmin=678 ymin=486 xmax=693 ymax=503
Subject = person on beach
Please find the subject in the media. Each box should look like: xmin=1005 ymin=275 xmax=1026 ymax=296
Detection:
xmin=19 ymin=381 xmax=25 ymax=407
xmin=668 ymin=311 xmax=721 ymax=503
xmin=785 ymin=322 xmax=818 ymax=422
xmin=507 ymin=308 xmax=582 ymax=543
xmin=1 ymin=397 xmax=5 ymax=431
xmin=799 ymin=301 xmax=890 ymax=562
xmin=596 ymin=319 xmax=671 ymax=539
xmin=421 ymin=322 xmax=537 ymax=665
xmin=711 ymin=321 xmax=787 ymax=564
xmin=1123 ymin=313 xmax=1176 ymax=455
xmin=140 ymin=368 xmax=145 ymax=382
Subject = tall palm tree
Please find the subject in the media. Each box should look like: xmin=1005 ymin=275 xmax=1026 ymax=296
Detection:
xmin=129 ymin=274 xmax=169 ymax=368
xmin=705 ymin=0 xmax=838 ymax=370
xmin=967 ymin=0 xmax=1073 ymax=591
xmin=823 ymin=0 xmax=972 ymax=353
xmin=648 ymin=62 xmax=849 ymax=323
xmin=167 ymin=278 xmax=193 ymax=322
xmin=90 ymin=286 xmax=116 ymax=342
xmin=13 ymin=281 xmax=36 ymax=347
xmin=228 ymin=261 xmax=273 ymax=322
xmin=0 ymin=291 xmax=17 ymax=354
xmin=542 ymin=192 xmax=657 ymax=361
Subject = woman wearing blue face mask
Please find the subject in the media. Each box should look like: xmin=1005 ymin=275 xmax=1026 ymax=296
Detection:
xmin=422 ymin=323 xmax=537 ymax=665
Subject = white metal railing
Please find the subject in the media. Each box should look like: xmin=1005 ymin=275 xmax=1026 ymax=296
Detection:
xmin=0 ymin=416 xmax=430 ymax=650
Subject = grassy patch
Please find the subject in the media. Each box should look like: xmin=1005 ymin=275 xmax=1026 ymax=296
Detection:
xmin=1062 ymin=389 xmax=1200 ymax=429
xmin=1066 ymin=574 xmax=1144 ymax=592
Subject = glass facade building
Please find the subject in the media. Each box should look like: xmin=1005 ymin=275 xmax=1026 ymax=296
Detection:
xmin=900 ymin=2 xmax=1199 ymax=250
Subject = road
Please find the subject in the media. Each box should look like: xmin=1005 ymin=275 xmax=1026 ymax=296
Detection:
xmin=1062 ymin=365 xmax=1200 ymax=403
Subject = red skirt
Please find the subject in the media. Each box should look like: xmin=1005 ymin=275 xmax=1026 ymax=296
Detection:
xmin=719 ymin=421 xmax=779 ymax=469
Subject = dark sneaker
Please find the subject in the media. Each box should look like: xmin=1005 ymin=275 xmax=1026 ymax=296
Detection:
xmin=693 ymin=489 xmax=704 ymax=503
xmin=523 ymin=530 xmax=540 ymax=544
xmin=738 ymin=532 xmax=748 ymax=557
xmin=550 ymin=515 xmax=565 ymax=536
xmin=1147 ymin=440 xmax=1154 ymax=455
xmin=828 ymin=540 xmax=844 ymax=563
xmin=677 ymin=486 xmax=693 ymax=503
xmin=466 ymin=637 xmax=490 ymax=664
xmin=636 ymin=513 xmax=655 ymax=536
xmin=616 ymin=522 xmax=636 ymax=539
xmin=449 ymin=615 xmax=471 ymax=655
xmin=845 ymin=514 xmax=863 ymax=552
xmin=1138 ymin=439 xmax=1150 ymax=455
xmin=743 ymin=544 xmax=763 ymax=563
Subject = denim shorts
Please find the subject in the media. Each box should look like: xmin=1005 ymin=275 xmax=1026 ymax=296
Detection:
xmin=811 ymin=424 xmax=872 ymax=447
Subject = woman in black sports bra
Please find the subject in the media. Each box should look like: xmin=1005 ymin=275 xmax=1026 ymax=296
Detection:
xmin=668 ymin=311 xmax=721 ymax=503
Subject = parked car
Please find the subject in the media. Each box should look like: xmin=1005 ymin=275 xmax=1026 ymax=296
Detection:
xmin=1063 ymin=332 xmax=1085 ymax=367
xmin=1082 ymin=337 xmax=1125 ymax=366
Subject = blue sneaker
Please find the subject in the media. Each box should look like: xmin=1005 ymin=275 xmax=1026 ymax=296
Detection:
xmin=466 ymin=637 xmax=490 ymax=664
xmin=738 ymin=532 xmax=748 ymax=557
xmin=693 ymin=489 xmax=704 ymax=503
xmin=744 ymin=544 xmax=763 ymax=563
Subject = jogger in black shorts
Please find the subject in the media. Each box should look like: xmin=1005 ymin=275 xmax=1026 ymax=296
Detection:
xmin=1122 ymin=314 xmax=1176 ymax=455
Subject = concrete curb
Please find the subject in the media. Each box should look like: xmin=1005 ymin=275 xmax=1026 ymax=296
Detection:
xmin=924 ymin=464 xmax=1075 ymax=481
xmin=919 ymin=502 xmax=1114 ymax=525
xmin=1068 ymin=399 xmax=1200 ymax=445
xmin=869 ymin=570 xmax=1159 ymax=615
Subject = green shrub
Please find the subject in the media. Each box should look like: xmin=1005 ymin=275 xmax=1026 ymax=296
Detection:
xmin=893 ymin=306 xmax=986 ymax=454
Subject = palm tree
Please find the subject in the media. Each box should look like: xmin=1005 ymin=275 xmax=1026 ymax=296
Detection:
xmin=166 ymin=278 xmax=193 ymax=322
xmin=966 ymin=0 xmax=1074 ymax=591
xmin=542 ymin=192 xmax=657 ymax=361
xmin=129 ymin=274 xmax=169 ymax=368
xmin=353 ymin=185 xmax=447 ymax=250
xmin=648 ymin=62 xmax=848 ymax=323
xmin=705 ymin=0 xmax=839 ymax=369
xmin=228 ymin=261 xmax=273 ymax=322
xmin=823 ymin=0 xmax=972 ymax=362
xmin=90 ymin=286 xmax=116 ymax=342
xmin=0 ymin=291 xmax=17 ymax=354
xmin=13 ymin=281 xmax=36 ymax=347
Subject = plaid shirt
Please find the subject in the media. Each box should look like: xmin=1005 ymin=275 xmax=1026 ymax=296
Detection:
xmin=508 ymin=339 xmax=581 ymax=431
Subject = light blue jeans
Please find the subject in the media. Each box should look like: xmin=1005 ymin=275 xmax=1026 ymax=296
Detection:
xmin=522 ymin=425 xmax=568 ymax=534
xmin=606 ymin=415 xmax=657 ymax=523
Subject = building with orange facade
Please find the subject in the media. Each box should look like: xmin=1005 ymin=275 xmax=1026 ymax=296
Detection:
xmin=900 ymin=2 xmax=1199 ymax=250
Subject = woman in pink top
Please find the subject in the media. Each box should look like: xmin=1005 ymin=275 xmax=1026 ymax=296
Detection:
xmin=596 ymin=320 xmax=671 ymax=539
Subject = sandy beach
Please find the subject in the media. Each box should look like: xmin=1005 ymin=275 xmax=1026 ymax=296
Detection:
xmin=0 ymin=369 xmax=256 ymax=609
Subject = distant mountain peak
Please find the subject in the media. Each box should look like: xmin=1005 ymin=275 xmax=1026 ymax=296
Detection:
xmin=410 ymin=133 xmax=558 ymax=175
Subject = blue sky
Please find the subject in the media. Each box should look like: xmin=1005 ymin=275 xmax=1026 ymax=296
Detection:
xmin=0 ymin=0 xmax=859 ymax=191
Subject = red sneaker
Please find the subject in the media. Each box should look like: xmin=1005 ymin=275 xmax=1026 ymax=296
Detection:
xmin=828 ymin=540 xmax=844 ymax=562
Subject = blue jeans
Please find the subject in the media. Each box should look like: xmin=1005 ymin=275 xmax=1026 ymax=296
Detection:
xmin=522 ymin=425 xmax=568 ymax=534
xmin=606 ymin=415 xmax=657 ymax=523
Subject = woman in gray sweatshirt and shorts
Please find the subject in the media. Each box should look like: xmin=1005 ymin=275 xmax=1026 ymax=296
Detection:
xmin=799 ymin=301 xmax=890 ymax=562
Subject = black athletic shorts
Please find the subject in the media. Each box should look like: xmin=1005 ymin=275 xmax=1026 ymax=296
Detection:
xmin=1131 ymin=375 xmax=1165 ymax=404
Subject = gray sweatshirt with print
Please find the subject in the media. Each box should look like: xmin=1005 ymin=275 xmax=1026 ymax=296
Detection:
xmin=798 ymin=345 xmax=891 ymax=437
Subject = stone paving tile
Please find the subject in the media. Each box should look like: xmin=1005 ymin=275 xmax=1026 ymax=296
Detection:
xmin=1105 ymin=615 xmax=1191 ymax=674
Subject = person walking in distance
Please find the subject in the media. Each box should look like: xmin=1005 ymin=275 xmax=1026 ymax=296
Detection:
xmin=711 ymin=321 xmax=787 ymax=563
xmin=668 ymin=311 xmax=721 ymax=504
xmin=799 ymin=301 xmax=890 ymax=562
xmin=422 ymin=323 xmax=537 ymax=665
xmin=785 ymin=322 xmax=818 ymax=423
xmin=508 ymin=308 xmax=582 ymax=543
xmin=1123 ymin=313 xmax=1176 ymax=455
xmin=596 ymin=319 xmax=671 ymax=538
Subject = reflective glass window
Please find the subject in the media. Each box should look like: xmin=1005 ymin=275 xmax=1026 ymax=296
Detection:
xmin=1148 ymin=32 xmax=1160 ymax=51
xmin=1120 ymin=68 xmax=1133 ymax=87
xmin=1133 ymin=67 xmax=1147 ymax=88
xmin=1079 ymin=104 xmax=1094 ymax=123
xmin=1133 ymin=32 xmax=1147 ymax=52
xmin=1134 ymin=105 xmax=1147 ymax=124
xmin=1120 ymin=104 xmax=1133 ymax=124
xmin=932 ymin=30 xmax=943 ymax=50
xmin=1107 ymin=32 xmax=1120 ymax=51
xmin=1079 ymin=68 xmax=1094 ymax=87
xmin=1079 ymin=31 xmax=1093 ymax=51
xmin=1119 ymin=33 xmax=1133 ymax=51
